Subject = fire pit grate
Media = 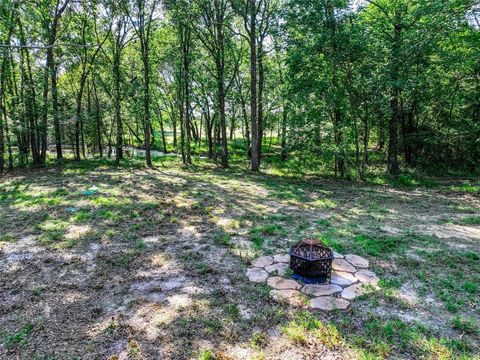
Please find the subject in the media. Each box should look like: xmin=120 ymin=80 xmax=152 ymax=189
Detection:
xmin=289 ymin=239 xmax=333 ymax=284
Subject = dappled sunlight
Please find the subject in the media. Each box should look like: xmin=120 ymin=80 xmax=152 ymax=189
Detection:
xmin=1 ymin=161 xmax=479 ymax=358
xmin=64 ymin=224 xmax=93 ymax=240
xmin=416 ymin=224 xmax=480 ymax=242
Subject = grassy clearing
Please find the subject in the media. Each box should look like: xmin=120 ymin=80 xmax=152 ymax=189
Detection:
xmin=0 ymin=157 xmax=479 ymax=359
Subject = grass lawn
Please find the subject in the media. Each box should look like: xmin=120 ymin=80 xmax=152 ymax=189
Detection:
xmin=0 ymin=156 xmax=479 ymax=359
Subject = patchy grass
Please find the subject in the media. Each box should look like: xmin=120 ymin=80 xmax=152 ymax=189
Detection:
xmin=2 ymin=323 xmax=34 ymax=349
xmin=1 ymin=157 xmax=479 ymax=359
xmin=282 ymin=311 xmax=343 ymax=348
xmin=452 ymin=316 xmax=478 ymax=335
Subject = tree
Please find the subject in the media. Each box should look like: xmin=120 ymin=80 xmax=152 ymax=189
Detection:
xmin=193 ymin=0 xmax=240 ymax=168
xmin=39 ymin=0 xmax=70 ymax=164
xmin=124 ymin=0 xmax=160 ymax=167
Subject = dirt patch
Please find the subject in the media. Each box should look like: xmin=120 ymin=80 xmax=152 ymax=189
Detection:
xmin=1 ymin=163 xmax=479 ymax=359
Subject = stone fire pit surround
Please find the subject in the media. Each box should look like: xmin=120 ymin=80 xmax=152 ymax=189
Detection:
xmin=246 ymin=252 xmax=380 ymax=311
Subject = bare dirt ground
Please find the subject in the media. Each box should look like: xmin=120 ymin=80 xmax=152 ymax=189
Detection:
xmin=1 ymin=160 xmax=479 ymax=360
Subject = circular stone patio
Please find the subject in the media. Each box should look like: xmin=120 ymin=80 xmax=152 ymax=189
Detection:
xmin=245 ymin=252 xmax=380 ymax=311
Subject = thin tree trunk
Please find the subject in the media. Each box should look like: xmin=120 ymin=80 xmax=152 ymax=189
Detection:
xmin=8 ymin=54 xmax=28 ymax=166
xmin=40 ymin=45 xmax=54 ymax=164
xmin=75 ymin=75 xmax=87 ymax=161
xmin=249 ymin=0 xmax=259 ymax=171
xmin=388 ymin=17 xmax=402 ymax=177
xmin=114 ymin=48 xmax=123 ymax=164
xmin=257 ymin=43 xmax=264 ymax=165
xmin=182 ymin=27 xmax=192 ymax=165
xmin=327 ymin=0 xmax=344 ymax=178
xmin=141 ymin=42 xmax=152 ymax=167
xmin=19 ymin=21 xmax=40 ymax=165
xmin=93 ymin=79 xmax=103 ymax=157
xmin=206 ymin=105 xmax=213 ymax=159
xmin=40 ymin=1 xmax=69 ymax=165
xmin=52 ymin=62 xmax=63 ymax=160
xmin=158 ymin=108 xmax=167 ymax=153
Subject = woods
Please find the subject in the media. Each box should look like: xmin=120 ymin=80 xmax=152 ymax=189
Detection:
xmin=1 ymin=2 xmax=480 ymax=358
xmin=0 ymin=0 xmax=479 ymax=177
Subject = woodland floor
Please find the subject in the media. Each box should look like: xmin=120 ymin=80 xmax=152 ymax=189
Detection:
xmin=0 ymin=158 xmax=479 ymax=360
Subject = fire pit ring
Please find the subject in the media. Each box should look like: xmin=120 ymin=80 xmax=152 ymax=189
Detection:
xmin=289 ymin=239 xmax=334 ymax=284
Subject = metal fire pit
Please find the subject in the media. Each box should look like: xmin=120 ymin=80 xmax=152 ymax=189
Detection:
xmin=289 ymin=239 xmax=334 ymax=284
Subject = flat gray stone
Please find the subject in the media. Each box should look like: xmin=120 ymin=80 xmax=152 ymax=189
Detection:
xmin=270 ymin=289 xmax=304 ymax=306
xmin=355 ymin=269 xmax=380 ymax=285
xmin=310 ymin=296 xmax=350 ymax=310
xmin=252 ymin=256 xmax=274 ymax=268
xmin=246 ymin=267 xmax=269 ymax=283
xmin=265 ymin=262 xmax=289 ymax=276
xmin=301 ymin=284 xmax=342 ymax=297
xmin=330 ymin=271 xmax=357 ymax=286
xmin=333 ymin=251 xmax=344 ymax=259
xmin=267 ymin=276 xmax=301 ymax=290
xmin=341 ymin=283 xmax=373 ymax=300
xmin=332 ymin=258 xmax=357 ymax=273
xmin=345 ymin=254 xmax=369 ymax=268
xmin=273 ymin=253 xmax=290 ymax=263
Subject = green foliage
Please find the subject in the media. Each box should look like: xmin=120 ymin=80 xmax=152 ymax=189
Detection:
xmin=2 ymin=322 xmax=34 ymax=349
xmin=198 ymin=349 xmax=215 ymax=360
xmin=282 ymin=311 xmax=343 ymax=348
xmin=249 ymin=332 xmax=268 ymax=349
xmin=353 ymin=235 xmax=405 ymax=257
xmin=452 ymin=316 xmax=478 ymax=335
xmin=457 ymin=216 xmax=480 ymax=225
xmin=213 ymin=230 xmax=232 ymax=246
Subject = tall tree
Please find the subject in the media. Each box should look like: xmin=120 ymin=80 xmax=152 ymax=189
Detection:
xmin=193 ymin=0 xmax=239 ymax=168
xmin=124 ymin=0 xmax=160 ymax=167
xmin=39 ymin=0 xmax=70 ymax=164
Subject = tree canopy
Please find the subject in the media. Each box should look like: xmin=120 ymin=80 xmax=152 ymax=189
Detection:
xmin=0 ymin=0 xmax=479 ymax=177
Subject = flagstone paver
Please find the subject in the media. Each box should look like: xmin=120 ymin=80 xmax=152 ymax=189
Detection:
xmin=332 ymin=258 xmax=357 ymax=273
xmin=341 ymin=283 xmax=372 ymax=300
xmin=310 ymin=296 xmax=350 ymax=310
xmin=330 ymin=271 xmax=357 ymax=286
xmin=267 ymin=276 xmax=302 ymax=290
xmin=301 ymin=284 xmax=342 ymax=297
xmin=345 ymin=254 xmax=369 ymax=268
xmin=246 ymin=267 xmax=269 ymax=283
xmin=253 ymin=256 xmax=274 ymax=268
xmin=247 ymin=252 xmax=380 ymax=311
xmin=355 ymin=269 xmax=380 ymax=285
xmin=265 ymin=262 xmax=289 ymax=276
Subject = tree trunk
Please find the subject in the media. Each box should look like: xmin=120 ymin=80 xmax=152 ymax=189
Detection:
xmin=114 ymin=49 xmax=123 ymax=164
xmin=141 ymin=41 xmax=152 ymax=167
xmin=19 ymin=21 xmax=40 ymax=165
xmin=182 ymin=27 xmax=192 ymax=165
xmin=52 ymin=62 xmax=63 ymax=161
xmin=8 ymin=53 xmax=28 ymax=166
xmin=75 ymin=73 xmax=87 ymax=161
xmin=40 ymin=4 xmax=67 ymax=165
xmin=257 ymin=43 xmax=264 ymax=164
xmin=40 ymin=44 xmax=54 ymax=165
xmin=388 ymin=18 xmax=402 ymax=177
xmin=327 ymin=0 xmax=344 ymax=178
xmin=158 ymin=108 xmax=167 ymax=153
xmin=249 ymin=0 xmax=259 ymax=171
xmin=206 ymin=105 xmax=214 ymax=159
xmin=361 ymin=112 xmax=369 ymax=181
xmin=0 ymin=48 xmax=9 ymax=175
xmin=93 ymin=79 xmax=103 ymax=157
xmin=217 ymin=57 xmax=229 ymax=167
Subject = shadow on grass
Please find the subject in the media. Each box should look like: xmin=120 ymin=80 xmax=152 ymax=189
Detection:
xmin=0 ymin=158 xmax=478 ymax=359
